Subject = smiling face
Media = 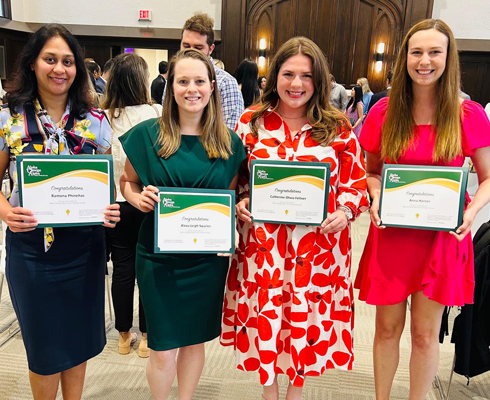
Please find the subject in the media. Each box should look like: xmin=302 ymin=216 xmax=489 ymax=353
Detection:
xmin=181 ymin=30 xmax=215 ymax=56
xmin=276 ymin=54 xmax=314 ymax=117
xmin=172 ymin=57 xmax=214 ymax=120
xmin=407 ymin=28 xmax=448 ymax=90
xmin=32 ymin=36 xmax=76 ymax=102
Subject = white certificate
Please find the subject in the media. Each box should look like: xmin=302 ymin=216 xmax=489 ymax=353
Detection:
xmin=17 ymin=155 xmax=114 ymax=227
xmin=249 ymin=160 xmax=330 ymax=225
xmin=154 ymin=188 xmax=235 ymax=253
xmin=379 ymin=165 xmax=468 ymax=231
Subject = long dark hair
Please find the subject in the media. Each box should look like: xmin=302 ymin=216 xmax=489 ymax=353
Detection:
xmin=102 ymin=53 xmax=151 ymax=125
xmin=234 ymin=58 xmax=259 ymax=108
xmin=347 ymin=86 xmax=363 ymax=112
xmin=7 ymin=24 xmax=92 ymax=118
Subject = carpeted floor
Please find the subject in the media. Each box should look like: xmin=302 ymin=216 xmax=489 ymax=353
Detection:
xmin=0 ymin=213 xmax=489 ymax=399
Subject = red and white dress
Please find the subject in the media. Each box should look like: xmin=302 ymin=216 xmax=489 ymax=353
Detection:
xmin=220 ymin=107 xmax=369 ymax=386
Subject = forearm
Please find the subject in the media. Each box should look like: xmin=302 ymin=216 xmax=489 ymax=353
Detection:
xmin=367 ymin=174 xmax=382 ymax=199
xmin=0 ymin=192 xmax=12 ymax=222
xmin=120 ymin=179 xmax=144 ymax=210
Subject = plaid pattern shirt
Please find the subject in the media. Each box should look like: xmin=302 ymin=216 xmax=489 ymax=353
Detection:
xmin=162 ymin=57 xmax=244 ymax=130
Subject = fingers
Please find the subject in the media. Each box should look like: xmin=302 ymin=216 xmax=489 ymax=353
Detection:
xmin=450 ymin=211 xmax=474 ymax=242
xmin=236 ymin=198 xmax=252 ymax=223
xmin=103 ymin=204 xmax=121 ymax=228
xmin=6 ymin=207 xmax=38 ymax=232
xmin=217 ymin=253 xmax=233 ymax=257
xmin=320 ymin=211 xmax=347 ymax=234
xmin=139 ymin=186 xmax=160 ymax=212
xmin=370 ymin=199 xmax=385 ymax=230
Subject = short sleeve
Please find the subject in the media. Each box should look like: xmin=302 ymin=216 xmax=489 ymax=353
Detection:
xmin=94 ymin=110 xmax=112 ymax=154
xmin=461 ymin=100 xmax=490 ymax=157
xmin=0 ymin=107 xmax=9 ymax=153
xmin=358 ymin=97 xmax=388 ymax=153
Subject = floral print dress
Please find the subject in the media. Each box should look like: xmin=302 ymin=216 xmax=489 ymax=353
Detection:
xmin=220 ymin=107 xmax=369 ymax=386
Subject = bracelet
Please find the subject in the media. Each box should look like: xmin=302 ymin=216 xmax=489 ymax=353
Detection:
xmin=337 ymin=205 xmax=353 ymax=221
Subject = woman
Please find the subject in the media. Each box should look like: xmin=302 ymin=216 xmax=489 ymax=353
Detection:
xmin=356 ymin=77 xmax=373 ymax=116
xmin=345 ymin=85 xmax=364 ymax=138
xmin=103 ymin=53 xmax=162 ymax=358
xmin=119 ymin=49 xmax=246 ymax=399
xmin=235 ymin=58 xmax=260 ymax=108
xmin=354 ymin=19 xmax=490 ymax=400
xmin=258 ymin=75 xmax=267 ymax=94
xmin=220 ymin=37 xmax=369 ymax=400
xmin=1 ymin=24 xmax=120 ymax=399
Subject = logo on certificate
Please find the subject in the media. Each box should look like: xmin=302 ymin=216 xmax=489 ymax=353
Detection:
xmin=256 ymin=169 xmax=273 ymax=180
xmin=26 ymin=165 xmax=47 ymax=177
xmin=161 ymin=197 xmax=179 ymax=209
xmin=388 ymin=173 xmax=404 ymax=183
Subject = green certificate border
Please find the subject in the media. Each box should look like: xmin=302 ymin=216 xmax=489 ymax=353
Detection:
xmin=249 ymin=160 xmax=331 ymax=226
xmin=17 ymin=154 xmax=114 ymax=228
xmin=379 ymin=164 xmax=468 ymax=232
xmin=154 ymin=187 xmax=236 ymax=254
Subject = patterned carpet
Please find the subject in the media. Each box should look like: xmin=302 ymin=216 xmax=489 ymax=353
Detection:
xmin=0 ymin=214 xmax=489 ymax=399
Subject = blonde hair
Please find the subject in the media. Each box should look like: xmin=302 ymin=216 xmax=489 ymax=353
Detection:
xmin=357 ymin=77 xmax=371 ymax=94
xmin=381 ymin=19 xmax=462 ymax=162
xmin=250 ymin=37 xmax=348 ymax=145
xmin=158 ymin=49 xmax=232 ymax=159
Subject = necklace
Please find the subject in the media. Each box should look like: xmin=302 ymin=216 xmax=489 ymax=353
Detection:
xmin=281 ymin=114 xmax=307 ymax=119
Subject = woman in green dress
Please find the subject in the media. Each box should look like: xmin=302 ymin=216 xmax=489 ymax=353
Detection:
xmin=119 ymin=49 xmax=246 ymax=399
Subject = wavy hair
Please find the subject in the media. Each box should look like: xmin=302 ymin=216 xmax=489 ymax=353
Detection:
xmin=250 ymin=37 xmax=347 ymax=145
xmin=102 ymin=53 xmax=151 ymax=125
xmin=381 ymin=19 xmax=462 ymax=162
xmin=158 ymin=49 xmax=231 ymax=159
xmin=7 ymin=24 xmax=92 ymax=118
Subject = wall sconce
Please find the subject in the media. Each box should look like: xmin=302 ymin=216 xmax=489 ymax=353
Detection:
xmin=259 ymin=38 xmax=267 ymax=67
xmin=375 ymin=42 xmax=385 ymax=72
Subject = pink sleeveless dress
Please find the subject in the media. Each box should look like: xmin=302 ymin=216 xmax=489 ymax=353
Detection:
xmin=355 ymin=97 xmax=490 ymax=306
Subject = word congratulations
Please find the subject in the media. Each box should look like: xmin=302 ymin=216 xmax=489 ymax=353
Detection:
xmin=51 ymin=185 xmax=83 ymax=192
xmin=181 ymin=216 xmax=211 ymax=229
xmin=406 ymin=191 xmax=434 ymax=203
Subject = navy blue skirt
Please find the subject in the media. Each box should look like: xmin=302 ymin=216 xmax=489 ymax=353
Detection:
xmin=6 ymin=225 xmax=106 ymax=375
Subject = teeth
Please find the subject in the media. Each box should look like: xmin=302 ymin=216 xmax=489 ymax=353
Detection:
xmin=417 ymin=70 xmax=432 ymax=75
xmin=186 ymin=97 xmax=200 ymax=101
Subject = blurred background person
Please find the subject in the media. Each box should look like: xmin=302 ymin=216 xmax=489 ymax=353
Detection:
xmin=345 ymin=85 xmax=364 ymax=137
xmin=258 ymin=75 xmax=267 ymax=95
xmin=367 ymin=70 xmax=392 ymax=113
xmin=356 ymin=77 xmax=373 ymax=116
xmin=213 ymin=58 xmax=225 ymax=70
xmin=151 ymin=60 xmax=168 ymax=105
xmin=96 ymin=58 xmax=113 ymax=95
xmin=103 ymin=52 xmax=163 ymax=359
xmin=234 ymin=58 xmax=260 ymax=108
xmin=329 ymin=74 xmax=348 ymax=111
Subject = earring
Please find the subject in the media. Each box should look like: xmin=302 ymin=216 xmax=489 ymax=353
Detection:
xmin=273 ymin=88 xmax=277 ymax=93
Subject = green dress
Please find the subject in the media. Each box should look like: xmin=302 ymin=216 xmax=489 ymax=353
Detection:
xmin=120 ymin=119 xmax=246 ymax=350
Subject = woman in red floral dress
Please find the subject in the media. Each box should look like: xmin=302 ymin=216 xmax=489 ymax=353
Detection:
xmin=220 ymin=37 xmax=369 ymax=400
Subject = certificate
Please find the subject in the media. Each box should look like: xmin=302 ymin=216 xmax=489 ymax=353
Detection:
xmin=154 ymin=188 xmax=235 ymax=253
xmin=17 ymin=155 xmax=114 ymax=228
xmin=379 ymin=164 xmax=468 ymax=231
xmin=249 ymin=160 xmax=330 ymax=225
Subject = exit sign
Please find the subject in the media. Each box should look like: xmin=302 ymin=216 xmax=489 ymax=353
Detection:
xmin=139 ymin=10 xmax=152 ymax=21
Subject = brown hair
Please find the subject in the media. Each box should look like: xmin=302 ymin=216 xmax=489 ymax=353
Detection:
xmin=250 ymin=37 xmax=347 ymax=145
xmin=182 ymin=13 xmax=214 ymax=48
xmin=102 ymin=53 xmax=151 ymax=125
xmin=158 ymin=49 xmax=231 ymax=159
xmin=381 ymin=19 xmax=462 ymax=162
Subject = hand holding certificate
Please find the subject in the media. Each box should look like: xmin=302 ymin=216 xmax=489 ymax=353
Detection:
xmin=17 ymin=155 xmax=114 ymax=228
xmin=379 ymin=164 xmax=468 ymax=231
xmin=249 ymin=160 xmax=330 ymax=226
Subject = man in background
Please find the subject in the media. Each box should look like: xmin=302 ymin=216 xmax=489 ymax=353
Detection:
xmin=367 ymin=70 xmax=393 ymax=113
xmin=329 ymin=74 xmax=348 ymax=112
xmin=96 ymin=59 xmax=114 ymax=95
xmin=151 ymin=61 xmax=168 ymax=105
xmin=178 ymin=12 xmax=244 ymax=130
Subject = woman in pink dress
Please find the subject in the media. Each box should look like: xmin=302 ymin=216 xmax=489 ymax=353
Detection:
xmin=355 ymin=19 xmax=490 ymax=400
xmin=221 ymin=37 xmax=369 ymax=400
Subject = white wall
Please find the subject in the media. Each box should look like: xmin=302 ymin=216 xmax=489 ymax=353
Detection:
xmin=21 ymin=0 xmax=222 ymax=29
xmin=134 ymin=49 xmax=168 ymax=80
xmin=11 ymin=0 xmax=25 ymax=21
xmin=432 ymin=0 xmax=490 ymax=39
